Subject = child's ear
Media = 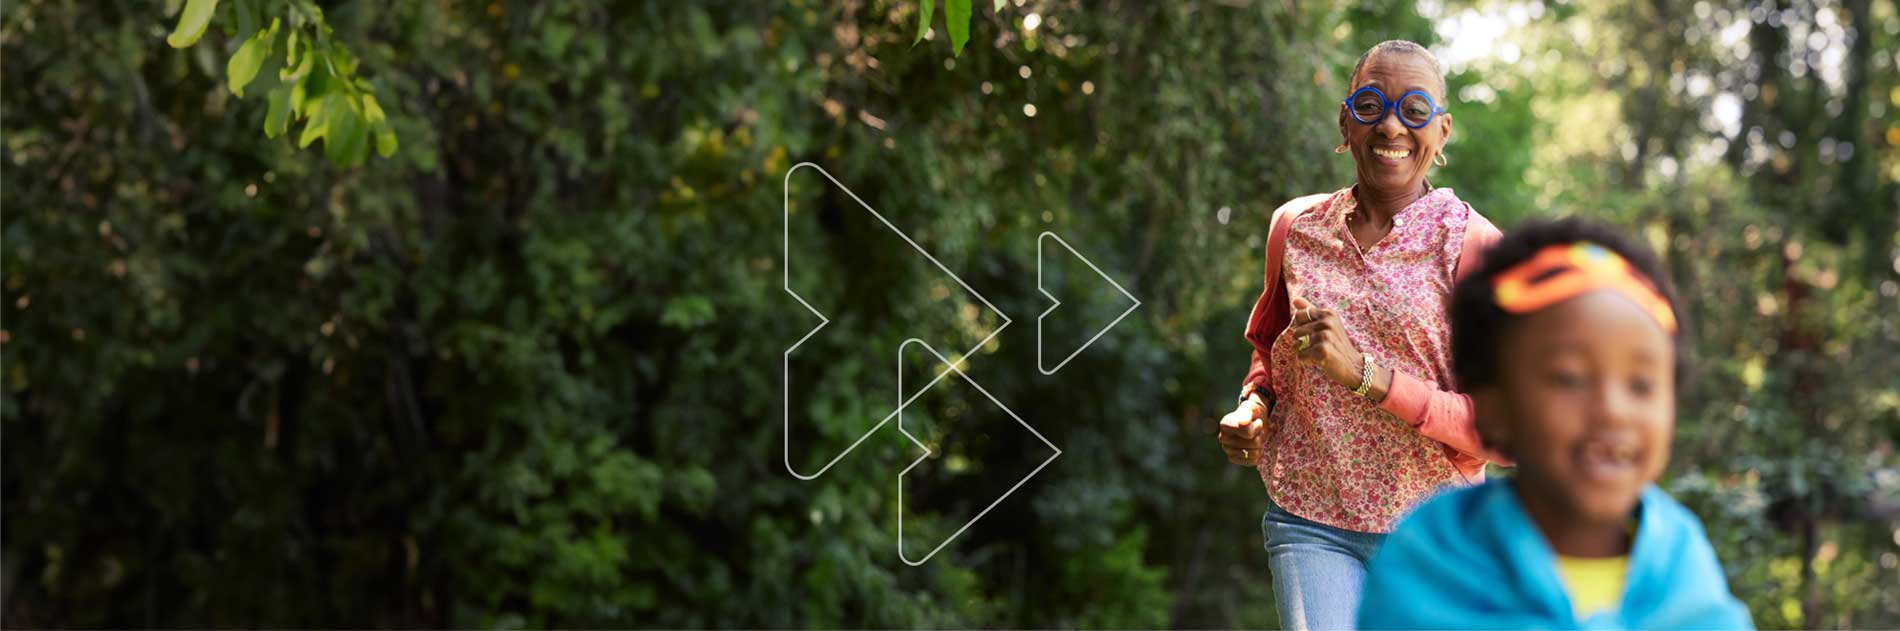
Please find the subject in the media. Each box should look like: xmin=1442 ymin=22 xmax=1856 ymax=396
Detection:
xmin=1471 ymin=386 xmax=1513 ymax=459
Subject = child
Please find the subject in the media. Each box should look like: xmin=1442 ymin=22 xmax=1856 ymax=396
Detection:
xmin=1356 ymin=218 xmax=1753 ymax=629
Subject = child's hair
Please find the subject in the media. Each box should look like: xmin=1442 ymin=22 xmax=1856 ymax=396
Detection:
xmin=1449 ymin=216 xmax=1690 ymax=392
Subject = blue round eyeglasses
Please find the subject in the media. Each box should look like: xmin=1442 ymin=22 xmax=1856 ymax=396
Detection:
xmin=1343 ymin=86 xmax=1445 ymax=129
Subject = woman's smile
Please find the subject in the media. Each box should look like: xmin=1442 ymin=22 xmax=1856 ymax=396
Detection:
xmin=1369 ymin=144 xmax=1414 ymax=164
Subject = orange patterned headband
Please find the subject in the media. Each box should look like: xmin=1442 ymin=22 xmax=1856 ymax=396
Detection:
xmin=1491 ymin=242 xmax=1678 ymax=335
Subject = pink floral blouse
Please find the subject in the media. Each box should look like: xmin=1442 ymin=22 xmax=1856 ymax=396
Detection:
xmin=1248 ymin=186 xmax=1496 ymax=533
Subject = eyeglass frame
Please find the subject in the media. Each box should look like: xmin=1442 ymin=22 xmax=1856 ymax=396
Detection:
xmin=1342 ymin=86 xmax=1447 ymax=129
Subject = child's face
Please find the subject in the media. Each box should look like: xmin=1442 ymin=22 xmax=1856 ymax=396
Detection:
xmin=1479 ymin=290 xmax=1676 ymax=524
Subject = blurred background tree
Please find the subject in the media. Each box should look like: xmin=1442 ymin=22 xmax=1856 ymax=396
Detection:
xmin=1 ymin=0 xmax=1894 ymax=627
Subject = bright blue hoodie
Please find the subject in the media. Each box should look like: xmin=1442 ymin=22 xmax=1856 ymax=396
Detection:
xmin=1357 ymin=479 xmax=1754 ymax=630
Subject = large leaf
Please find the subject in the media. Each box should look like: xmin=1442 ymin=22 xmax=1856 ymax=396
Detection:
xmin=946 ymin=0 xmax=971 ymax=55
xmin=165 ymin=0 xmax=219 ymax=48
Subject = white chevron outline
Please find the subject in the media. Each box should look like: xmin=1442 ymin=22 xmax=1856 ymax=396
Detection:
xmin=782 ymin=162 xmax=1012 ymax=480
xmin=1035 ymin=231 xmax=1142 ymax=375
xmin=895 ymin=338 xmax=1061 ymax=566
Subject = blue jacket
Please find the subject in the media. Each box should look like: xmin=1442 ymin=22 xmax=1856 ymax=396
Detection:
xmin=1357 ymin=479 xmax=1754 ymax=630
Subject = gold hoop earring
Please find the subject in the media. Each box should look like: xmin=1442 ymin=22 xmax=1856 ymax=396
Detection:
xmin=1433 ymin=152 xmax=1448 ymax=167
xmin=1334 ymin=144 xmax=1349 ymax=154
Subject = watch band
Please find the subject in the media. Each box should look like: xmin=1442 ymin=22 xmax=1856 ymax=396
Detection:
xmin=1353 ymin=355 xmax=1376 ymax=398
xmin=1238 ymin=384 xmax=1271 ymax=407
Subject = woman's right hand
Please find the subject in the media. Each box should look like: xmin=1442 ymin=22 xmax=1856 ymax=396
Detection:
xmin=1218 ymin=395 xmax=1269 ymax=465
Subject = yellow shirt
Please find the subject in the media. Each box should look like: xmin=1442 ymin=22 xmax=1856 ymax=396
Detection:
xmin=1555 ymin=554 xmax=1629 ymax=619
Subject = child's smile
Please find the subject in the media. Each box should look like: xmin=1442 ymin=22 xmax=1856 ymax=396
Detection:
xmin=1574 ymin=434 xmax=1643 ymax=483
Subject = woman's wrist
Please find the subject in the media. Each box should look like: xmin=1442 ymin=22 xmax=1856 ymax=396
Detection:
xmin=1368 ymin=365 xmax=1394 ymax=403
xmin=1243 ymin=389 xmax=1270 ymax=412
xmin=1350 ymin=357 xmax=1392 ymax=403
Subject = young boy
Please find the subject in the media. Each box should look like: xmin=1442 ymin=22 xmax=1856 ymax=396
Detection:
xmin=1356 ymin=218 xmax=1753 ymax=629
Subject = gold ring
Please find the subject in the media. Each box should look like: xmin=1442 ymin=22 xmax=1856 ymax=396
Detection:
xmin=1241 ymin=448 xmax=1251 ymax=460
xmin=1297 ymin=335 xmax=1311 ymax=351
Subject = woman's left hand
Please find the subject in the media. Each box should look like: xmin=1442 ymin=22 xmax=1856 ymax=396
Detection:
xmin=1287 ymin=297 xmax=1366 ymax=389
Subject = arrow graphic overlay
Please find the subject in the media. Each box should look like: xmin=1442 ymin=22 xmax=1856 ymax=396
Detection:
xmin=781 ymin=162 xmax=1010 ymax=480
xmin=1036 ymin=231 xmax=1141 ymax=375
xmin=894 ymin=338 xmax=1061 ymax=566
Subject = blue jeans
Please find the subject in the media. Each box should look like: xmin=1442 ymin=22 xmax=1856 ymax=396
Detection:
xmin=1260 ymin=495 xmax=1387 ymax=631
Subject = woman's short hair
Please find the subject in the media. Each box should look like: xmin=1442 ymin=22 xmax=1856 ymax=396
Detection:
xmin=1348 ymin=40 xmax=1448 ymax=102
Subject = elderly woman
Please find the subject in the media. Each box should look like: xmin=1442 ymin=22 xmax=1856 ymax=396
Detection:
xmin=1216 ymin=40 xmax=1505 ymax=629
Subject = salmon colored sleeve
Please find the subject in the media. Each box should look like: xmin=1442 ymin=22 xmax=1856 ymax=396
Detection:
xmin=1239 ymin=349 xmax=1268 ymax=405
xmin=1377 ymin=209 xmax=1509 ymax=466
xmin=1238 ymin=278 xmax=1291 ymax=404
xmin=1378 ymin=370 xmax=1494 ymax=463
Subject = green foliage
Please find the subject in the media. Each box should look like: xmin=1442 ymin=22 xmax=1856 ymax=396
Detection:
xmin=164 ymin=0 xmax=399 ymax=167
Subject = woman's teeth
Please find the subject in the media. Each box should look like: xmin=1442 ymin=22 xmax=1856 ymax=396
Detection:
xmin=1372 ymin=147 xmax=1411 ymax=159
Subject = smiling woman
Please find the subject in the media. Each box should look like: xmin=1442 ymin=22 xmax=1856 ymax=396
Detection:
xmin=1215 ymin=39 xmax=1507 ymax=630
xmin=1339 ymin=40 xmax=1452 ymax=200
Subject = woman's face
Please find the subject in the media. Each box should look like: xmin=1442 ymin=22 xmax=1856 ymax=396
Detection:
xmin=1475 ymin=290 xmax=1676 ymax=525
xmin=1340 ymin=51 xmax=1451 ymax=198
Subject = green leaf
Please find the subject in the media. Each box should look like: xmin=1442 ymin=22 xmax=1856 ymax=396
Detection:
xmin=298 ymin=93 xmax=337 ymax=148
xmin=165 ymin=0 xmax=220 ymax=48
xmin=279 ymin=44 xmax=313 ymax=82
xmin=361 ymin=91 xmax=396 ymax=159
xmin=295 ymin=62 xmax=336 ymax=120
xmin=264 ymin=85 xmax=291 ymax=138
xmin=288 ymin=71 xmax=309 ymax=116
xmin=285 ymin=28 xmax=299 ymax=69
xmin=946 ymin=0 xmax=971 ymax=55
xmin=360 ymin=94 xmax=387 ymax=124
xmin=913 ymin=0 xmax=935 ymax=46
xmin=328 ymin=47 xmax=359 ymax=78
xmin=296 ymin=116 xmax=324 ymax=148
xmin=374 ymin=125 xmax=398 ymax=158
xmin=226 ymin=20 xmax=276 ymax=97
xmin=323 ymin=96 xmax=365 ymax=166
